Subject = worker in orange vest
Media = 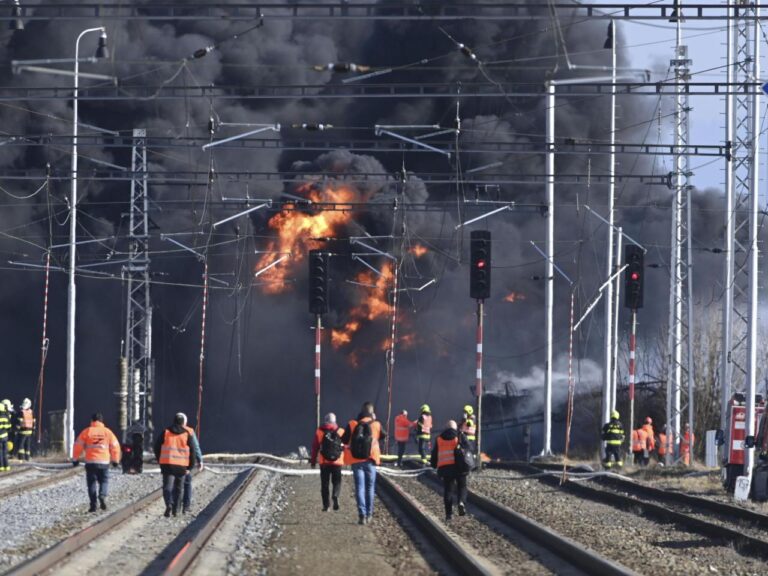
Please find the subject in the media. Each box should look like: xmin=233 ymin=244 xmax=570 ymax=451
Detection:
xmin=310 ymin=412 xmax=345 ymax=511
xmin=72 ymin=413 xmax=121 ymax=512
xmin=431 ymin=420 xmax=470 ymax=520
xmin=344 ymin=402 xmax=385 ymax=525
xmin=393 ymin=409 xmax=414 ymax=467
xmin=178 ymin=413 xmax=203 ymax=514
xmin=632 ymin=427 xmax=650 ymax=466
xmin=154 ymin=413 xmax=197 ymax=517
xmin=15 ymin=398 xmax=35 ymax=461
xmin=680 ymin=422 xmax=695 ymax=466
xmin=641 ymin=417 xmax=656 ymax=454
xmin=416 ymin=404 xmax=433 ymax=464
xmin=657 ymin=425 xmax=671 ymax=465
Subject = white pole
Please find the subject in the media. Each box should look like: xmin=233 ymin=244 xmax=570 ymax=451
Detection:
xmin=745 ymin=6 xmax=760 ymax=478
xmin=612 ymin=226 xmax=622 ymax=411
xmin=543 ymin=81 xmax=554 ymax=456
xmin=602 ymin=19 xmax=617 ymax=436
xmin=65 ymin=27 xmax=103 ymax=458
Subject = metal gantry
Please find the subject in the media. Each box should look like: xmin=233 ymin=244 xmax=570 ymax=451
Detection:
xmin=720 ymin=1 xmax=761 ymax=476
xmin=121 ymin=129 xmax=154 ymax=442
xmin=665 ymin=14 xmax=694 ymax=466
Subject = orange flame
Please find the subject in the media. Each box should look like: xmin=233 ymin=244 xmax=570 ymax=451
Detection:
xmin=409 ymin=244 xmax=428 ymax=257
xmin=331 ymin=262 xmax=394 ymax=350
xmin=255 ymin=184 xmax=358 ymax=293
xmin=504 ymin=292 xmax=527 ymax=303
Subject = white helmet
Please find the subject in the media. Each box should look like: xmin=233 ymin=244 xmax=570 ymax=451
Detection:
xmin=21 ymin=398 xmax=31 ymax=409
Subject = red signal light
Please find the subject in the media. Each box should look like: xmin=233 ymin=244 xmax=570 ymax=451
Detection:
xmin=477 ymin=260 xmax=486 ymax=269
xmin=630 ymin=272 xmax=639 ymax=281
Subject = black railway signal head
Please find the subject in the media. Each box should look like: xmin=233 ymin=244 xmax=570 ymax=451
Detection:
xmin=308 ymin=250 xmax=329 ymax=315
xmin=470 ymin=230 xmax=491 ymax=300
xmin=624 ymin=244 xmax=644 ymax=310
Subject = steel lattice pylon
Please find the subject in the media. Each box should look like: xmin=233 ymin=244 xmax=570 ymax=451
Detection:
xmin=121 ymin=128 xmax=153 ymax=442
xmin=720 ymin=2 xmax=761 ymax=476
xmin=666 ymin=17 xmax=695 ymax=465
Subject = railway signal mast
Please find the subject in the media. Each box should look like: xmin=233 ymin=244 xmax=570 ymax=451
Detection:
xmin=470 ymin=230 xmax=491 ymax=460
xmin=309 ymin=250 xmax=329 ymax=429
xmin=624 ymin=245 xmax=644 ymax=436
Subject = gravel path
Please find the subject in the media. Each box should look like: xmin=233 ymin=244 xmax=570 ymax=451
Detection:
xmin=50 ymin=469 xmax=239 ymax=576
xmin=188 ymin=469 xmax=283 ymax=575
xmin=392 ymin=476 xmax=556 ymax=576
xmin=261 ymin=473 xmax=436 ymax=575
xmin=474 ymin=470 xmax=766 ymax=576
xmin=0 ymin=468 xmax=158 ymax=571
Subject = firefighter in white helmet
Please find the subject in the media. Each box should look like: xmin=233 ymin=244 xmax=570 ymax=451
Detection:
xmin=15 ymin=398 xmax=34 ymax=461
xmin=459 ymin=404 xmax=477 ymax=453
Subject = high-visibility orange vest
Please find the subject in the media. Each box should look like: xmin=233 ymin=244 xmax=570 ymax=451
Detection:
xmin=641 ymin=424 xmax=655 ymax=451
xmin=436 ymin=436 xmax=459 ymax=468
xmin=345 ymin=417 xmax=382 ymax=465
xmin=73 ymin=421 xmax=121 ymax=465
xmin=657 ymin=433 xmax=668 ymax=456
xmin=394 ymin=414 xmax=412 ymax=442
xmin=159 ymin=429 xmax=191 ymax=467
xmin=417 ymin=414 xmax=432 ymax=439
xmin=631 ymin=429 xmax=645 ymax=452
xmin=681 ymin=431 xmax=694 ymax=465
xmin=314 ymin=426 xmax=344 ymax=466
xmin=20 ymin=409 xmax=34 ymax=430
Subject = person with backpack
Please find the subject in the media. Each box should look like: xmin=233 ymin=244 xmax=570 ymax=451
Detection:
xmin=310 ymin=412 xmax=345 ymax=511
xmin=431 ymin=419 xmax=470 ymax=521
xmin=345 ymin=402 xmax=385 ymax=525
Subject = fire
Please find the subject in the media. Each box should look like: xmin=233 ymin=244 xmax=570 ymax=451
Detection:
xmin=409 ymin=244 xmax=428 ymax=257
xmin=254 ymin=184 xmax=358 ymax=293
xmin=331 ymin=262 xmax=394 ymax=349
xmin=504 ymin=292 xmax=527 ymax=303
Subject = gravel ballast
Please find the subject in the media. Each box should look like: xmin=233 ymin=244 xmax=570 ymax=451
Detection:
xmin=0 ymin=467 xmax=158 ymax=571
xmin=474 ymin=470 xmax=765 ymax=576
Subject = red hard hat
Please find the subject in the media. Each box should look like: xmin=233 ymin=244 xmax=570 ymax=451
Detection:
xmin=645 ymin=417 xmax=652 ymax=424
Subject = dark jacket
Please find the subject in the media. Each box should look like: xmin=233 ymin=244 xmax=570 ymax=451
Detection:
xmin=154 ymin=424 xmax=197 ymax=475
xmin=430 ymin=427 xmax=469 ymax=476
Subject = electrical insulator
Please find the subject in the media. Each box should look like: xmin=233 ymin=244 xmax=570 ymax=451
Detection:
xmin=312 ymin=62 xmax=371 ymax=73
xmin=292 ymin=123 xmax=333 ymax=131
xmin=458 ymin=43 xmax=478 ymax=61
xmin=624 ymin=245 xmax=644 ymax=309
xmin=470 ymin=230 xmax=491 ymax=300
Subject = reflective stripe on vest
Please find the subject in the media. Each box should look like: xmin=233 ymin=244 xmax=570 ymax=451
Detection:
xmin=394 ymin=415 xmax=411 ymax=442
xmin=418 ymin=414 xmax=432 ymax=438
xmin=21 ymin=409 xmax=33 ymax=430
xmin=159 ymin=430 xmax=190 ymax=466
xmin=436 ymin=436 xmax=459 ymax=468
xmin=460 ymin=419 xmax=476 ymax=440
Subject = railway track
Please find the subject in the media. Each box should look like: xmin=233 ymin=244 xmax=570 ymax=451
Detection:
xmin=5 ymin=467 xmax=258 ymax=576
xmin=384 ymin=466 xmax=636 ymax=576
xmin=489 ymin=461 xmax=768 ymax=561
xmin=0 ymin=466 xmax=80 ymax=500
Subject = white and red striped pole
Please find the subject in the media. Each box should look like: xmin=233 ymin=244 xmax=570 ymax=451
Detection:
xmin=196 ymin=260 xmax=209 ymax=438
xmin=629 ymin=308 xmax=637 ymax=438
xmin=315 ymin=314 xmax=322 ymax=429
xmin=36 ymin=251 xmax=51 ymax=443
xmin=476 ymin=299 xmax=484 ymax=460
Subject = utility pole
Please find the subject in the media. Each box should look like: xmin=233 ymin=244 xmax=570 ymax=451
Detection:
xmin=666 ymin=7 xmax=694 ymax=466
xmin=122 ymin=128 xmax=153 ymax=443
xmin=721 ymin=1 xmax=761 ymax=477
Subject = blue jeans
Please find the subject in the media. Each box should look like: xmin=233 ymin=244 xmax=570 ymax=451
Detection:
xmin=85 ymin=464 xmax=109 ymax=504
xmin=351 ymin=461 xmax=376 ymax=518
xmin=183 ymin=471 xmax=192 ymax=508
xmin=163 ymin=472 xmax=185 ymax=511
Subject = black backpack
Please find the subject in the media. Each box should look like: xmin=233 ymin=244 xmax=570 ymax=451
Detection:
xmin=350 ymin=420 xmax=373 ymax=459
xmin=454 ymin=437 xmax=477 ymax=474
xmin=320 ymin=429 xmax=343 ymax=462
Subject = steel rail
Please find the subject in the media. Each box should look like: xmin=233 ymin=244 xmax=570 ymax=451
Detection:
xmin=2 ymin=3 xmax=764 ymax=21
xmin=488 ymin=461 xmax=768 ymax=561
xmin=6 ymin=478 xmax=166 ymax=576
xmin=4 ymin=134 xmax=729 ymax=157
xmin=0 ymin=466 xmax=80 ymax=500
xmin=376 ymin=473 xmax=496 ymax=576
xmin=406 ymin=464 xmax=637 ymax=576
xmin=161 ymin=468 xmax=258 ymax=576
xmin=0 ymin=81 xmax=760 ymax=102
